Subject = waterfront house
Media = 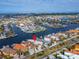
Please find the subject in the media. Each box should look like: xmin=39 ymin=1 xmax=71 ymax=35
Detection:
xmin=67 ymin=30 xmax=79 ymax=36
xmin=1 ymin=46 xmax=16 ymax=56
xmin=13 ymin=44 xmax=27 ymax=53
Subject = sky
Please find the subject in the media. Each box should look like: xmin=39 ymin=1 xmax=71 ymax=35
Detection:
xmin=0 ymin=0 xmax=79 ymax=13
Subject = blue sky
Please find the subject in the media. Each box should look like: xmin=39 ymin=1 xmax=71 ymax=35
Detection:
xmin=0 ymin=0 xmax=79 ymax=13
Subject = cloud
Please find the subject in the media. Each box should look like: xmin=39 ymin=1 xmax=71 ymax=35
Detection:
xmin=0 ymin=2 xmax=17 ymax=6
xmin=0 ymin=0 xmax=27 ymax=6
xmin=0 ymin=0 xmax=79 ymax=13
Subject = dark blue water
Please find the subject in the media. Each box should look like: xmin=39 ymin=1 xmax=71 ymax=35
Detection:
xmin=0 ymin=23 xmax=79 ymax=48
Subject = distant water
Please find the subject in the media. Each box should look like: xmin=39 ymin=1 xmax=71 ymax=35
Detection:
xmin=0 ymin=23 xmax=79 ymax=48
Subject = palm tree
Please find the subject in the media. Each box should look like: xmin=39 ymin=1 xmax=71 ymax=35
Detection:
xmin=53 ymin=54 xmax=58 ymax=59
xmin=4 ymin=55 xmax=13 ymax=59
xmin=57 ymin=56 xmax=62 ymax=59
xmin=60 ymin=50 xmax=65 ymax=55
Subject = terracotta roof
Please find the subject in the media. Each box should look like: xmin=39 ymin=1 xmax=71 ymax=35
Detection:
xmin=21 ymin=41 xmax=32 ymax=48
xmin=66 ymin=43 xmax=79 ymax=55
xmin=67 ymin=30 xmax=79 ymax=33
xmin=13 ymin=44 xmax=26 ymax=50
xmin=70 ymin=50 xmax=79 ymax=55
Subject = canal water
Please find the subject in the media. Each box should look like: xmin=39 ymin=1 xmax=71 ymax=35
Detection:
xmin=0 ymin=23 xmax=79 ymax=48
